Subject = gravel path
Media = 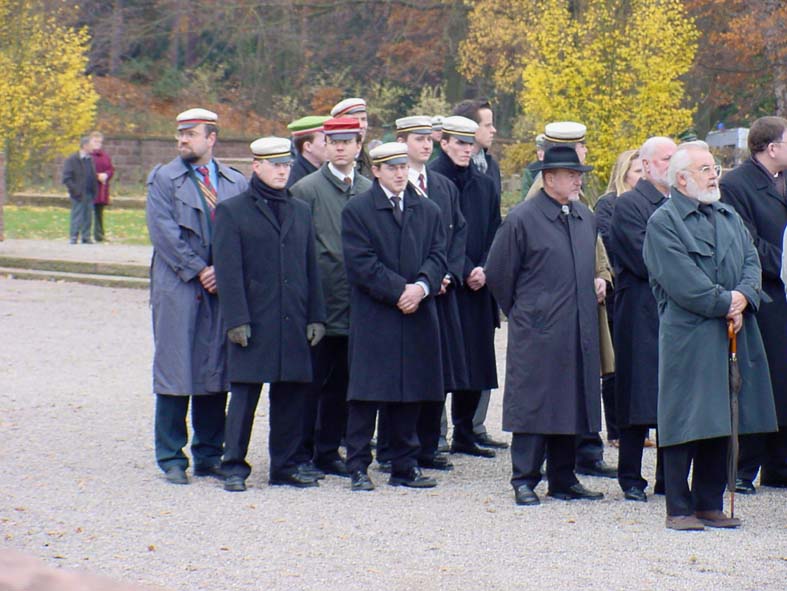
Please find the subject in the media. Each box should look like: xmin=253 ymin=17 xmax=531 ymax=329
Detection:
xmin=1 ymin=277 xmax=785 ymax=591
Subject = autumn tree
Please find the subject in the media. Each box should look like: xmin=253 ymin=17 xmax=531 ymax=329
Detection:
xmin=0 ymin=0 xmax=98 ymax=190
xmin=460 ymin=0 xmax=698 ymax=183
xmin=685 ymin=0 xmax=787 ymax=127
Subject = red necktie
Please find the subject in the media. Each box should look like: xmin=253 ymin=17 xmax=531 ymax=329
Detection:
xmin=196 ymin=166 xmax=217 ymax=206
xmin=418 ymin=173 xmax=427 ymax=194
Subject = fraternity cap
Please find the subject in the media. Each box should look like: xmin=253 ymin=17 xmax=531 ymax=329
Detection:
xmin=370 ymin=142 xmax=409 ymax=166
xmin=287 ymin=115 xmax=330 ymax=136
xmin=431 ymin=115 xmax=444 ymax=131
xmin=323 ymin=117 xmax=361 ymax=141
xmin=330 ymin=98 xmax=367 ymax=117
xmin=441 ymin=116 xmax=479 ymax=143
xmin=534 ymin=145 xmax=593 ymax=173
xmin=395 ymin=116 xmax=433 ymax=135
xmin=176 ymin=108 xmax=218 ymax=130
xmin=250 ymin=137 xmax=293 ymax=163
xmin=544 ymin=121 xmax=586 ymax=144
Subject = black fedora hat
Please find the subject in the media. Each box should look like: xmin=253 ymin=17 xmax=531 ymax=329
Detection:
xmin=534 ymin=145 xmax=593 ymax=173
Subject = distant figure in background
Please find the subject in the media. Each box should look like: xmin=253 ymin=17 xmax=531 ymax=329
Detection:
xmin=520 ymin=134 xmax=546 ymax=199
xmin=62 ymin=135 xmax=98 ymax=244
xmin=89 ymin=131 xmax=114 ymax=243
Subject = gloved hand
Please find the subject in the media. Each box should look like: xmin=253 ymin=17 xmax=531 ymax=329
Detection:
xmin=306 ymin=323 xmax=326 ymax=347
xmin=228 ymin=324 xmax=251 ymax=347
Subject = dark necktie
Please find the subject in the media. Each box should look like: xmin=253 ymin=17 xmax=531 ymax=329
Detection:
xmin=343 ymin=176 xmax=352 ymax=186
xmin=418 ymin=173 xmax=427 ymax=194
xmin=390 ymin=195 xmax=402 ymax=225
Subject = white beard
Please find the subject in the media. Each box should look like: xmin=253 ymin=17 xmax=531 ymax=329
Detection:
xmin=686 ymin=175 xmax=720 ymax=204
xmin=568 ymin=193 xmax=580 ymax=201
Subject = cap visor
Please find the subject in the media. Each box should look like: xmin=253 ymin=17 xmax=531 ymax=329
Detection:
xmin=326 ymin=132 xmax=358 ymax=141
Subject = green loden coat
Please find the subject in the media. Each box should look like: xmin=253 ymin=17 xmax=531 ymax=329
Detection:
xmin=643 ymin=190 xmax=778 ymax=447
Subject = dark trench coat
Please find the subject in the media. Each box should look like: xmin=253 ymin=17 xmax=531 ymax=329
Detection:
xmin=341 ymin=182 xmax=447 ymax=403
xmin=213 ymin=184 xmax=325 ymax=384
xmin=720 ymin=158 xmax=787 ymax=425
xmin=608 ymin=178 xmax=668 ymax=427
xmin=643 ymin=191 xmax=777 ymax=447
xmin=429 ymin=153 xmax=500 ymax=390
xmin=485 ymin=190 xmax=602 ymax=435
xmin=421 ymin=170 xmax=470 ymax=392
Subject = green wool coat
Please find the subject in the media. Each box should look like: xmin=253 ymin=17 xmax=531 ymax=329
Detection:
xmin=643 ymin=190 xmax=778 ymax=447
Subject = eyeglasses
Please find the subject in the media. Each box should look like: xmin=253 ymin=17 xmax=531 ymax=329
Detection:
xmin=690 ymin=164 xmax=722 ymax=176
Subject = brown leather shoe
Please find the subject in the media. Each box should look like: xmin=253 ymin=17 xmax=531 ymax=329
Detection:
xmin=695 ymin=510 xmax=741 ymax=528
xmin=665 ymin=515 xmax=705 ymax=531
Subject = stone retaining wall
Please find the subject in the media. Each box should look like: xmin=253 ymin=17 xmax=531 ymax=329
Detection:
xmin=1 ymin=150 xmax=5 ymax=241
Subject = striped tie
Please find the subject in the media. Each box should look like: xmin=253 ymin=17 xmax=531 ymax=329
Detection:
xmin=196 ymin=166 xmax=218 ymax=212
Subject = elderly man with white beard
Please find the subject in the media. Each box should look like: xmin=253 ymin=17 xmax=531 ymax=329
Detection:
xmin=643 ymin=141 xmax=777 ymax=531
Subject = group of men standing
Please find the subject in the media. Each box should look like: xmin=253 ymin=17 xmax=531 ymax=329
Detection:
xmin=144 ymin=99 xmax=785 ymax=529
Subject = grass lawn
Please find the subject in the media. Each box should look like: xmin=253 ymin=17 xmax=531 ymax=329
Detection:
xmin=3 ymin=206 xmax=150 ymax=245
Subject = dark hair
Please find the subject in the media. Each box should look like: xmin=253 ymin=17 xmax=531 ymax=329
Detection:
xmin=293 ymin=132 xmax=316 ymax=154
xmin=452 ymin=99 xmax=493 ymax=124
xmin=748 ymin=116 xmax=787 ymax=154
xmin=204 ymin=124 xmax=219 ymax=139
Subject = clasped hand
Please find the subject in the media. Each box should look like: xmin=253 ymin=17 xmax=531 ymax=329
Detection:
xmin=397 ymin=283 xmax=426 ymax=314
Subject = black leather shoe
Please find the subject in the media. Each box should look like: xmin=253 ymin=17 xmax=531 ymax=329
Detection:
xmin=164 ymin=466 xmax=189 ymax=485
xmin=437 ymin=438 xmax=450 ymax=453
xmin=315 ymin=459 xmax=350 ymax=478
xmin=224 ymin=475 xmax=247 ymax=492
xmin=514 ymin=484 xmax=540 ymax=506
xmin=759 ymin=471 xmax=787 ymax=488
xmin=193 ymin=464 xmax=225 ymax=480
xmin=548 ymin=483 xmax=604 ymax=501
xmin=269 ymin=471 xmax=319 ymax=488
xmin=575 ymin=460 xmax=617 ymax=478
xmin=418 ymin=455 xmax=454 ymax=471
xmin=389 ymin=466 xmax=437 ymax=488
xmin=297 ymin=461 xmax=326 ymax=480
xmin=623 ymin=487 xmax=647 ymax=502
xmin=734 ymin=478 xmax=756 ymax=494
xmin=377 ymin=460 xmax=392 ymax=473
xmin=450 ymin=441 xmax=496 ymax=458
xmin=350 ymin=470 xmax=375 ymax=491
xmin=475 ymin=432 xmax=510 ymax=449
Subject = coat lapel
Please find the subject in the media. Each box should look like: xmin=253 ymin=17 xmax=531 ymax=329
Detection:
xmin=279 ymin=199 xmax=294 ymax=238
xmin=252 ymin=194 xmax=280 ymax=230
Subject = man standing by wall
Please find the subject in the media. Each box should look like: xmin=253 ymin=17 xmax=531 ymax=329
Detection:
xmin=720 ymin=116 xmax=787 ymax=492
xmin=145 ymin=108 xmax=248 ymax=485
xmin=485 ymin=146 xmax=604 ymax=506
xmin=89 ymin=131 xmax=114 ymax=243
xmin=62 ymin=136 xmax=98 ymax=244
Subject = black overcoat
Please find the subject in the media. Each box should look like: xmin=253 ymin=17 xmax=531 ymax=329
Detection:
xmin=720 ymin=158 xmax=787 ymax=425
xmin=213 ymin=182 xmax=325 ymax=384
xmin=286 ymin=153 xmax=318 ymax=189
xmin=609 ymin=179 xmax=667 ymax=427
xmin=341 ymin=182 xmax=447 ymax=402
xmin=421 ymin=170 xmax=470 ymax=391
xmin=429 ymin=153 xmax=501 ymax=390
xmin=485 ymin=190 xmax=602 ymax=434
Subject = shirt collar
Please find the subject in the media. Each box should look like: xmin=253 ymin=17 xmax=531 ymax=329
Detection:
xmin=408 ymin=166 xmax=426 ymax=186
xmin=328 ymin=162 xmax=354 ymax=184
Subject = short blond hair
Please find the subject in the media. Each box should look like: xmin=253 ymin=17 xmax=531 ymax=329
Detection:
xmin=606 ymin=149 xmax=639 ymax=195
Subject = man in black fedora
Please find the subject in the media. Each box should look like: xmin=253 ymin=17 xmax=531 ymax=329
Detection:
xmin=485 ymin=145 xmax=605 ymax=506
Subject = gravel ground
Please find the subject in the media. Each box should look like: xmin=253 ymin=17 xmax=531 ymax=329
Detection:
xmin=1 ymin=277 xmax=785 ymax=591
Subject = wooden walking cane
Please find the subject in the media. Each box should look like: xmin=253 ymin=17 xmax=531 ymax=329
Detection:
xmin=727 ymin=319 xmax=741 ymax=519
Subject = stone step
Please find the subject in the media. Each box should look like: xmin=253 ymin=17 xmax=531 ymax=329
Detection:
xmin=9 ymin=193 xmax=146 ymax=209
xmin=0 ymin=255 xmax=149 ymax=278
xmin=0 ymin=266 xmax=149 ymax=289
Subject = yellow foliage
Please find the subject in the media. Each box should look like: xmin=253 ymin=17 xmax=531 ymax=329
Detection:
xmin=461 ymin=0 xmax=699 ymax=182
xmin=0 ymin=0 xmax=98 ymax=190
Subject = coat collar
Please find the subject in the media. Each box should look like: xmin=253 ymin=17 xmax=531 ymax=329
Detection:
xmin=320 ymin=163 xmax=355 ymax=193
xmin=167 ymin=157 xmax=241 ymax=186
xmin=745 ymin=157 xmax=786 ymax=205
xmin=634 ymin=177 xmax=668 ymax=206
xmin=534 ymin=189 xmax=584 ymax=221
xmin=669 ymin=188 xmax=734 ymax=220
